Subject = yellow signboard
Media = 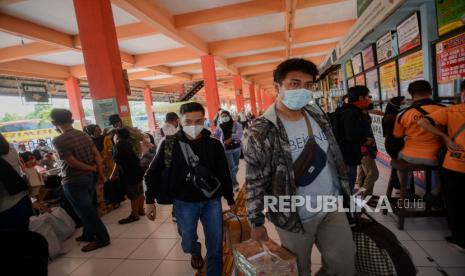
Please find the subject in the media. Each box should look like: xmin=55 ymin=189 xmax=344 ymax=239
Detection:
xmin=399 ymin=50 xmax=424 ymax=97
xmin=3 ymin=128 xmax=58 ymax=143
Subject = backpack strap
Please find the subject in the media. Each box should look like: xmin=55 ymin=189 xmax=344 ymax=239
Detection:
xmin=452 ymin=123 xmax=465 ymax=142
xmin=163 ymin=135 xmax=176 ymax=168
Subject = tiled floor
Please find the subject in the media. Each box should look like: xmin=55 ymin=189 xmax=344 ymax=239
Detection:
xmin=49 ymin=161 xmax=465 ymax=276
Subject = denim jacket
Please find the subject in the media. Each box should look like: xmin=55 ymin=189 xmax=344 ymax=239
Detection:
xmin=242 ymin=104 xmax=351 ymax=233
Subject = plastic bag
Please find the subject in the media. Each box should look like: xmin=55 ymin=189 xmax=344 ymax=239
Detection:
xmin=29 ymin=214 xmax=62 ymax=258
xmin=248 ymin=242 xmax=293 ymax=276
xmin=48 ymin=207 xmax=76 ymax=241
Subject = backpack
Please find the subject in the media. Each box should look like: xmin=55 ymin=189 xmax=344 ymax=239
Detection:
xmin=152 ymin=135 xmax=175 ymax=205
xmin=351 ymin=212 xmax=416 ymax=276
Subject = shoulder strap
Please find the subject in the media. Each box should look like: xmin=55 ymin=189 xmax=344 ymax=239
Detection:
xmin=413 ymin=105 xmax=429 ymax=116
xmin=163 ymin=136 xmax=175 ymax=168
xmin=452 ymin=123 xmax=465 ymax=141
xmin=178 ymin=141 xmax=199 ymax=169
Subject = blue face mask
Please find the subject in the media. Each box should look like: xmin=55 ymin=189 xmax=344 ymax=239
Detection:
xmin=281 ymin=88 xmax=313 ymax=110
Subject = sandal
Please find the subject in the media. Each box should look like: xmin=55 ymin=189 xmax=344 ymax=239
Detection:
xmin=118 ymin=214 xmax=140 ymax=224
xmin=81 ymin=241 xmax=110 ymax=252
xmin=190 ymin=242 xmax=204 ymax=270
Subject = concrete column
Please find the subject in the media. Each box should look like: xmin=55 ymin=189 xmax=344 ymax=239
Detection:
xmin=200 ymin=55 xmax=220 ymax=123
xmin=64 ymin=76 xmax=86 ymax=128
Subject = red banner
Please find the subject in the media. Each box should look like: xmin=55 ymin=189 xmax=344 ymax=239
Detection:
xmin=436 ymin=32 xmax=465 ymax=83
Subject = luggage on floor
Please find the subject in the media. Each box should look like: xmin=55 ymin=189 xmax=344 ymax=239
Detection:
xmin=233 ymin=239 xmax=298 ymax=276
xmin=49 ymin=207 xmax=76 ymax=241
xmin=351 ymin=212 xmax=416 ymax=276
xmin=223 ymin=211 xmax=250 ymax=251
xmin=0 ymin=230 xmax=49 ymax=276
xmin=29 ymin=214 xmax=62 ymax=258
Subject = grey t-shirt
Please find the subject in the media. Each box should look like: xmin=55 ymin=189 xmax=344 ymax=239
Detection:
xmin=281 ymin=113 xmax=339 ymax=222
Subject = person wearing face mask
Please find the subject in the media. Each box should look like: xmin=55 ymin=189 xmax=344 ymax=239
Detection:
xmin=336 ymin=86 xmax=373 ymax=191
xmin=160 ymin=112 xmax=180 ymax=137
xmin=214 ymin=110 xmax=244 ymax=191
xmin=144 ymin=102 xmax=235 ymax=274
xmin=243 ymin=59 xmax=355 ymax=276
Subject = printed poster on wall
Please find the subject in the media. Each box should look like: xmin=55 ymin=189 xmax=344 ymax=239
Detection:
xmin=345 ymin=60 xmax=354 ymax=78
xmin=365 ymin=69 xmax=380 ymax=101
xmin=397 ymin=13 xmax=421 ymax=54
xmin=93 ymin=98 xmax=118 ymax=128
xmin=436 ymin=0 xmax=465 ymax=36
xmin=362 ymin=45 xmax=376 ymax=70
xmin=399 ymin=50 xmax=424 ymax=97
xmin=379 ymin=60 xmax=398 ymax=100
xmin=436 ymin=32 xmax=465 ymax=83
xmin=348 ymin=78 xmax=355 ymax=88
xmin=355 ymin=74 xmax=365 ymax=86
xmin=376 ymin=31 xmax=399 ymax=63
xmin=351 ymin=53 xmax=363 ymax=75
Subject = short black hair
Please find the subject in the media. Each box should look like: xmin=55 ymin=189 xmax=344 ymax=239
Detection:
xmin=115 ymin=128 xmax=130 ymax=140
xmin=461 ymin=79 xmax=465 ymax=92
xmin=165 ymin=112 xmax=179 ymax=123
xmin=108 ymin=114 xmax=122 ymax=125
xmin=408 ymin=80 xmax=432 ymax=97
xmin=84 ymin=124 xmax=98 ymax=136
xmin=273 ymin=58 xmax=319 ymax=85
xmin=50 ymin=108 xmax=73 ymax=125
xmin=20 ymin=151 xmax=34 ymax=163
xmin=180 ymin=102 xmax=205 ymax=115
xmin=348 ymin=85 xmax=370 ymax=103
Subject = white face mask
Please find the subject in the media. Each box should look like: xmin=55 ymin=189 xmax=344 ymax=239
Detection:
xmin=281 ymin=88 xmax=313 ymax=110
xmin=183 ymin=125 xmax=204 ymax=139
xmin=221 ymin=116 xmax=230 ymax=123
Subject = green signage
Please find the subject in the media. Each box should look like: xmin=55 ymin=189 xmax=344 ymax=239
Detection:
xmin=436 ymin=0 xmax=465 ymax=36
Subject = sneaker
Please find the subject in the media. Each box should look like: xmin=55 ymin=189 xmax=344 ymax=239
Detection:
xmin=446 ymin=236 xmax=465 ymax=254
xmin=81 ymin=241 xmax=110 ymax=252
xmin=118 ymin=214 xmax=140 ymax=224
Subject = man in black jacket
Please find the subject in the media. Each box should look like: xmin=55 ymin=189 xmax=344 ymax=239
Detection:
xmin=144 ymin=102 xmax=235 ymax=275
xmin=337 ymin=86 xmax=372 ymax=191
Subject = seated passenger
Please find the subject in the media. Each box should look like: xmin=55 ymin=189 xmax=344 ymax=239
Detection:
xmin=19 ymin=151 xmax=44 ymax=197
xmin=393 ymin=80 xmax=445 ymax=166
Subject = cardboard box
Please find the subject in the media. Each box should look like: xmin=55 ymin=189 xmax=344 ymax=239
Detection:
xmin=223 ymin=212 xmax=251 ymax=251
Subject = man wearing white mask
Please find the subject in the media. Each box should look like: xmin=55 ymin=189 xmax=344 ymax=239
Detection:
xmin=243 ymin=58 xmax=355 ymax=276
xmin=144 ymin=102 xmax=235 ymax=275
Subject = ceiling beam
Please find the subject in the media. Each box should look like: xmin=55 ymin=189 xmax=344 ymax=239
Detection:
xmin=0 ymin=12 xmax=74 ymax=48
xmin=239 ymin=62 xmax=280 ymax=76
xmin=170 ymin=63 xmax=201 ymax=74
xmin=0 ymin=42 xmax=65 ymax=63
xmin=284 ymin=0 xmax=297 ymax=58
xmin=210 ymin=19 xmax=354 ymax=56
xmin=128 ymin=70 xmax=158 ymax=81
xmin=74 ymin=22 xmax=158 ymax=48
xmin=174 ymin=0 xmax=284 ymax=29
xmin=0 ymin=59 xmax=70 ymax=80
xmin=228 ymin=43 xmax=335 ymax=66
xmin=148 ymin=77 xmax=186 ymax=88
xmin=134 ymin=47 xmax=199 ymax=67
xmin=297 ymin=0 xmax=346 ymax=9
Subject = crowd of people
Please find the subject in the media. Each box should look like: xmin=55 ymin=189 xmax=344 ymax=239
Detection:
xmin=0 ymin=58 xmax=464 ymax=276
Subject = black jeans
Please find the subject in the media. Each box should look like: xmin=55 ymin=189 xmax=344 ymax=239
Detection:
xmin=441 ymin=168 xmax=465 ymax=247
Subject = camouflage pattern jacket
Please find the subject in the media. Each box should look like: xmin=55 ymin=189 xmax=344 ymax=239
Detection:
xmin=243 ymin=104 xmax=352 ymax=233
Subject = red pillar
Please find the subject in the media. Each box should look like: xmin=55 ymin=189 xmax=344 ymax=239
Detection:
xmin=263 ymin=92 xmax=276 ymax=110
xmin=257 ymin=88 xmax=263 ymax=112
xmin=73 ymin=0 xmax=131 ymax=127
xmin=233 ymin=75 xmax=244 ymax=112
xmin=249 ymin=83 xmax=257 ymax=116
xmin=65 ymin=77 xmax=86 ymax=128
xmin=200 ymin=55 xmax=220 ymax=123
xmin=143 ymin=87 xmax=156 ymax=131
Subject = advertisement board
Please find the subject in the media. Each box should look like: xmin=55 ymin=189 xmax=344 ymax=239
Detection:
xmin=379 ymin=60 xmax=398 ymax=100
xmin=365 ymin=69 xmax=380 ymax=101
xmin=345 ymin=60 xmax=354 ymax=78
xmin=351 ymin=53 xmax=363 ymax=75
xmin=398 ymin=51 xmax=424 ymax=97
xmin=348 ymin=78 xmax=355 ymax=88
xmin=355 ymin=74 xmax=365 ymax=86
xmin=436 ymin=32 xmax=465 ymax=83
xmin=376 ymin=31 xmax=399 ymax=63
xmin=397 ymin=12 xmax=421 ymax=54
xmin=362 ymin=45 xmax=376 ymax=70
xmin=436 ymin=0 xmax=465 ymax=36
xmin=93 ymin=98 xmax=119 ymax=128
